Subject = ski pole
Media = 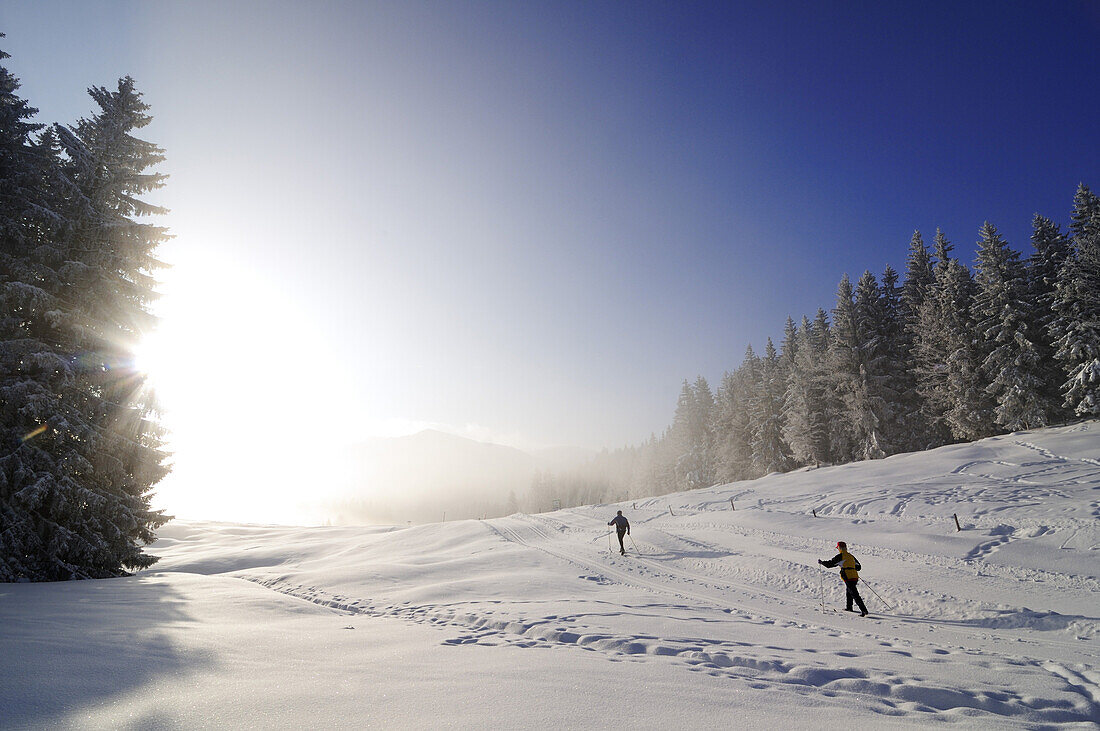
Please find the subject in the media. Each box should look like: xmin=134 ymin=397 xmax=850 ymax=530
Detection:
xmin=607 ymin=530 xmax=613 ymax=553
xmin=628 ymin=534 xmax=640 ymax=554
xmin=818 ymin=567 xmax=825 ymax=614
xmin=860 ymin=578 xmax=894 ymax=610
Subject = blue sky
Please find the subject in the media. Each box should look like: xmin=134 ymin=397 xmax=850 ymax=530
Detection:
xmin=2 ymin=1 xmax=1098 ymax=515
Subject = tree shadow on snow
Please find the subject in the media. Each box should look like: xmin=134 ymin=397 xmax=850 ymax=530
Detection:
xmin=0 ymin=573 xmax=213 ymax=729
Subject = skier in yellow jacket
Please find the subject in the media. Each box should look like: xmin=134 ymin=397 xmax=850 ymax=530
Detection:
xmin=819 ymin=541 xmax=868 ymax=616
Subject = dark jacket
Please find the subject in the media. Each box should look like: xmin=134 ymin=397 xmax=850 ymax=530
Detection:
xmin=608 ymin=515 xmax=630 ymax=533
xmin=820 ymin=550 xmax=861 ymax=581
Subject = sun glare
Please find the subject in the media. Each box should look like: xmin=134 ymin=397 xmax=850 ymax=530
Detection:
xmin=139 ymin=249 xmax=358 ymax=524
xmin=132 ymin=330 xmax=175 ymax=391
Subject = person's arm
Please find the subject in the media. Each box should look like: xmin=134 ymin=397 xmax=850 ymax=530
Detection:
xmin=819 ymin=553 xmax=841 ymax=567
xmin=625 ymin=519 xmax=630 ymax=534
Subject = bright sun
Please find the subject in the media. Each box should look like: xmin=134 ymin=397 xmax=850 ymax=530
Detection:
xmin=136 ymin=250 xmax=355 ymax=525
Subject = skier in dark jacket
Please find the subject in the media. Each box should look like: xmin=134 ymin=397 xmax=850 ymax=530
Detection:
xmin=819 ymin=541 xmax=868 ymax=616
xmin=608 ymin=510 xmax=630 ymax=555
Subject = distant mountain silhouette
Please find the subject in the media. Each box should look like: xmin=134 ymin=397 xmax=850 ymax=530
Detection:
xmin=325 ymin=430 xmax=592 ymax=524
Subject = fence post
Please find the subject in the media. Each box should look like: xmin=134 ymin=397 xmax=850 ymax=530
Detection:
xmin=730 ymin=497 xmax=735 ymax=510
xmin=953 ymin=513 xmax=961 ymax=532
xmin=669 ymin=505 xmax=675 ymax=517
xmin=812 ymin=509 xmax=817 ymax=518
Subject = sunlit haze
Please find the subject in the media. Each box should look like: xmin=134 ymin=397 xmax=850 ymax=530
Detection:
xmin=4 ymin=1 xmax=1098 ymax=523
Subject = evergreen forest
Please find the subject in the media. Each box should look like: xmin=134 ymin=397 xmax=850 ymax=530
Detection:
xmin=528 ymin=184 xmax=1100 ymax=512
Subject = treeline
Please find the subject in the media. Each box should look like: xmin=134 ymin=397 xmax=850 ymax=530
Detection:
xmin=0 ymin=41 xmax=169 ymax=580
xmin=536 ymin=185 xmax=1100 ymax=509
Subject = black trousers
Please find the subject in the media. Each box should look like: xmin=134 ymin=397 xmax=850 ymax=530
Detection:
xmin=844 ymin=580 xmax=868 ymax=613
xmin=616 ymin=528 xmax=627 ymax=552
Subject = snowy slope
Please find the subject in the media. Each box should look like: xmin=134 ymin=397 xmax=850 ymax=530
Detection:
xmin=2 ymin=422 xmax=1099 ymax=729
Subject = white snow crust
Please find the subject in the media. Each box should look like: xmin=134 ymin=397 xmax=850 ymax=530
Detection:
xmin=2 ymin=422 xmax=1099 ymax=728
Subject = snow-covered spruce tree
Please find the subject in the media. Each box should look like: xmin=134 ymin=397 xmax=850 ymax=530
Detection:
xmin=648 ymin=424 xmax=680 ymax=495
xmin=911 ymin=230 xmax=954 ymax=442
xmin=620 ymin=436 xmax=655 ymax=499
xmin=783 ymin=314 xmax=809 ymax=468
xmin=779 ymin=316 xmax=798 ymax=373
xmin=1053 ymin=183 xmax=1100 ymax=416
xmin=781 ymin=321 xmax=811 ymax=468
xmin=0 ymin=74 xmax=170 ymax=581
xmin=712 ymin=371 xmax=741 ymax=483
xmin=897 ymin=231 xmax=936 ymax=449
xmin=912 ymin=230 xmax=992 ymax=443
xmin=1027 ymin=214 xmax=1072 ymax=420
xmin=0 ymin=44 xmax=56 ymax=581
xmin=828 ymin=271 xmax=889 ymax=462
xmin=691 ymin=375 xmax=717 ymax=486
xmin=874 ymin=265 xmax=908 ymax=452
xmin=901 ymin=231 xmax=934 ymax=323
xmin=750 ymin=339 xmax=791 ymax=475
xmin=783 ymin=315 xmax=831 ymax=466
xmin=714 ymin=346 xmax=760 ymax=482
xmin=811 ymin=308 xmax=834 ymax=456
xmin=972 ymin=222 xmax=1049 ymax=430
xmin=667 ymin=377 xmax=716 ymax=490
xmin=852 ymin=269 xmax=898 ymax=457
xmin=666 ymin=380 xmax=696 ymax=491
xmin=940 ymin=250 xmax=995 ymax=441
xmin=826 ymin=274 xmax=861 ymax=462
xmin=0 ymin=43 xmax=44 ymax=244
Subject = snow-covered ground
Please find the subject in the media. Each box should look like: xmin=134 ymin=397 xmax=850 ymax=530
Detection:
xmin=3 ymin=423 xmax=1099 ymax=729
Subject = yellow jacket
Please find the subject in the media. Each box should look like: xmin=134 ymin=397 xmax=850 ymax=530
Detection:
xmin=821 ymin=550 xmax=861 ymax=581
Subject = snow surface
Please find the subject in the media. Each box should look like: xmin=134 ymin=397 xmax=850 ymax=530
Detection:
xmin=3 ymin=422 xmax=1100 ymax=729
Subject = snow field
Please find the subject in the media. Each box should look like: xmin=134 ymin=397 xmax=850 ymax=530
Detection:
xmin=2 ymin=422 xmax=1099 ymax=728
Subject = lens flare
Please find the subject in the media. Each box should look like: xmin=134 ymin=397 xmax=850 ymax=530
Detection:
xmin=22 ymin=424 xmax=49 ymax=443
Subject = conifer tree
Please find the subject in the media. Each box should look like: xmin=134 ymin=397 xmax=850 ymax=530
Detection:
xmin=0 ymin=43 xmax=44 ymax=251
xmin=715 ymin=347 xmax=760 ymax=481
xmin=783 ymin=316 xmax=830 ymax=466
xmin=828 ymin=271 xmax=889 ymax=461
xmin=780 ymin=316 xmax=798 ymax=372
xmin=913 ymin=229 xmax=991 ymax=443
xmin=1069 ymin=183 xmax=1100 ymax=240
xmin=1053 ymin=184 xmax=1100 ymax=416
xmin=827 ymin=274 xmax=860 ymax=462
xmin=713 ymin=370 xmax=743 ymax=482
xmin=1027 ymin=214 xmax=1071 ymax=419
xmin=812 ymin=309 xmax=830 ymax=342
xmin=750 ymin=339 xmax=791 ymax=475
xmin=941 ymin=242 xmax=994 ymax=441
xmin=852 ymin=269 xmax=894 ymax=457
xmin=693 ymin=375 xmax=716 ymax=486
xmin=810 ymin=309 xmax=834 ymax=458
xmin=973 ymin=222 xmax=1047 ymax=430
xmin=901 ymin=231 xmax=934 ymax=325
xmin=0 ymin=43 xmax=57 ymax=581
xmin=0 ymin=68 xmax=170 ymax=581
xmin=687 ymin=377 xmax=716 ymax=488
xmin=898 ymin=231 xmax=935 ymax=448
xmin=666 ymin=377 xmax=717 ymax=490
xmin=875 ymin=265 xmax=908 ymax=451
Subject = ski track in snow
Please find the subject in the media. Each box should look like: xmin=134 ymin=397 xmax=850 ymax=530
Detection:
xmin=146 ymin=423 xmax=1100 ymax=727
xmin=234 ymin=519 xmax=1100 ymax=727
